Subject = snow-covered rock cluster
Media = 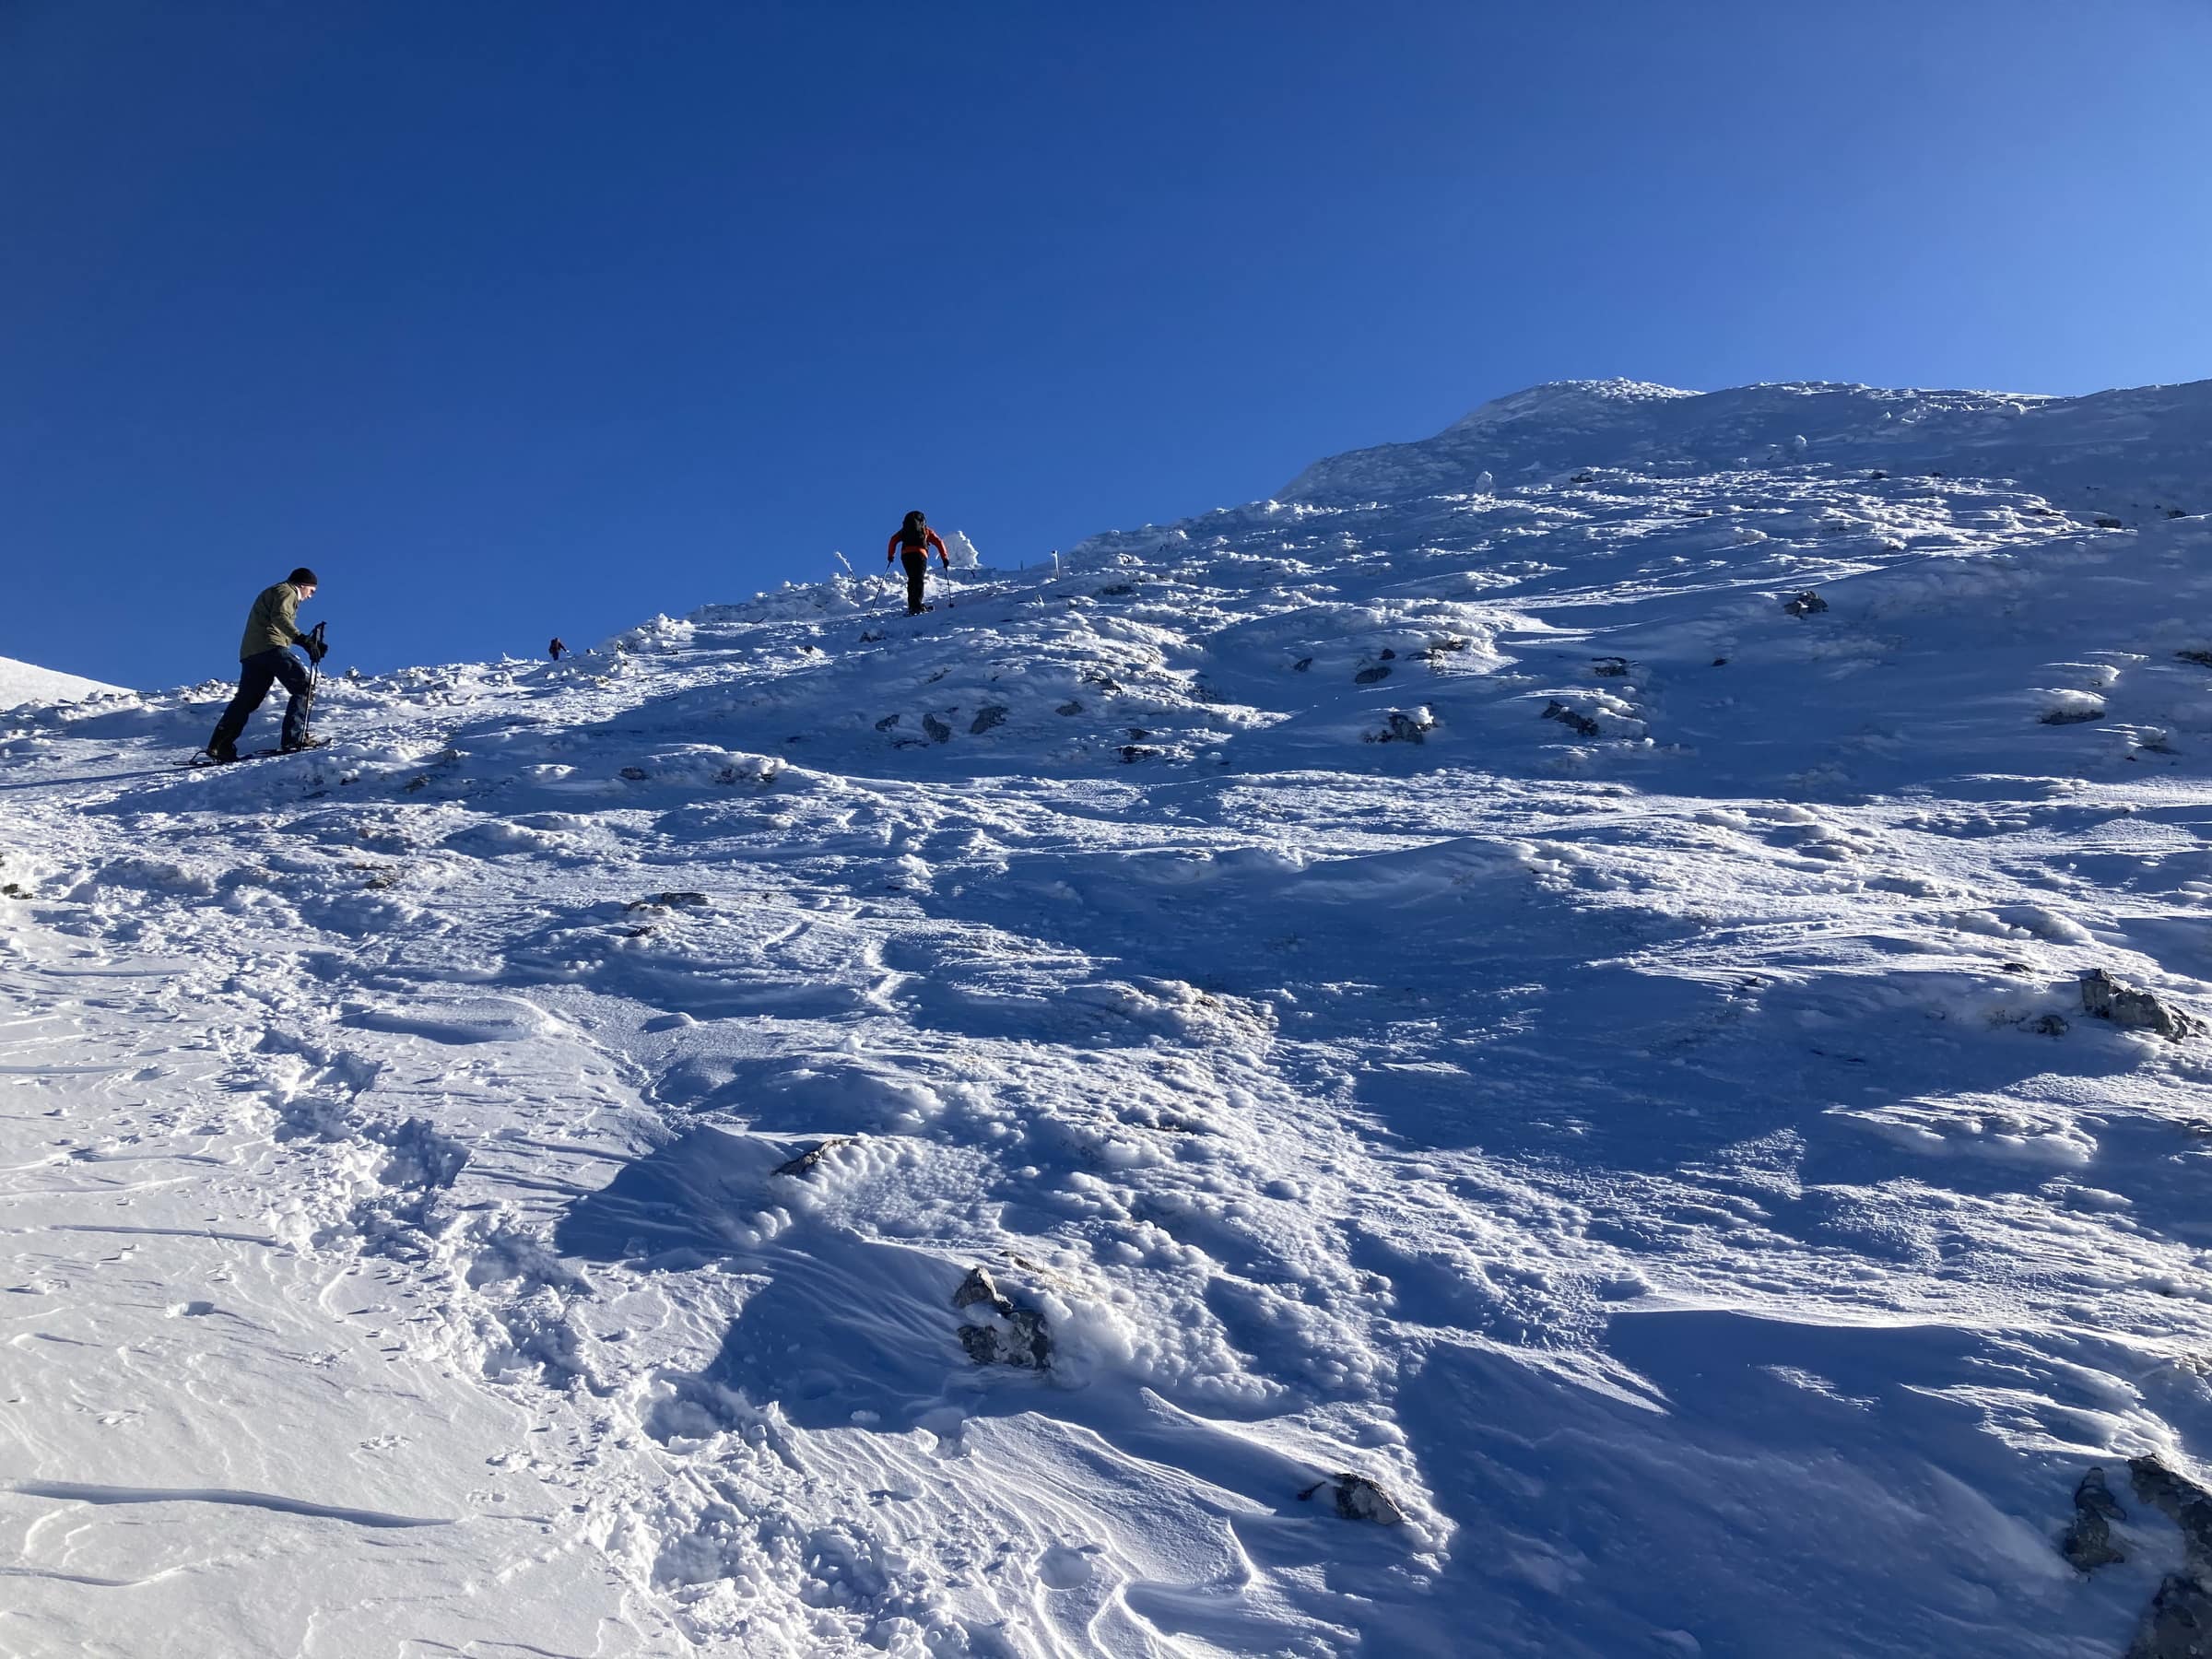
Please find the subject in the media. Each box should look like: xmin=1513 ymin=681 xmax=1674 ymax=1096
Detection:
xmin=3 ymin=377 xmax=2212 ymax=1655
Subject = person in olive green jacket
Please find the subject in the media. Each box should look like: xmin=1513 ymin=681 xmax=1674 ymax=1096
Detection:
xmin=204 ymin=569 xmax=325 ymax=761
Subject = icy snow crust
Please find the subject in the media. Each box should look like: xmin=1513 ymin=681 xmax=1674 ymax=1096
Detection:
xmin=3 ymin=381 xmax=2212 ymax=1655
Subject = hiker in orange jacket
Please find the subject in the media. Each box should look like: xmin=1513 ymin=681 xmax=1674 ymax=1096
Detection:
xmin=887 ymin=511 xmax=949 ymax=615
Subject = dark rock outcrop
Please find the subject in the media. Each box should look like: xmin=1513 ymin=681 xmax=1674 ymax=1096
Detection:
xmin=2128 ymin=1575 xmax=2212 ymax=1659
xmin=952 ymin=1266 xmax=1051 ymax=1370
xmin=774 ymin=1137 xmax=858 ymax=1180
xmin=1543 ymin=700 xmax=1601 ymax=737
xmin=2060 ymin=1465 xmax=2126 ymax=1571
xmin=1298 ymin=1472 xmax=1406 ymax=1524
xmin=2114 ymin=1458 xmax=2212 ymax=1657
xmin=626 ymin=891 xmax=709 ymax=912
xmin=1367 ymin=709 xmax=1436 ymax=745
xmin=2084 ymin=971 xmax=2202 ymax=1042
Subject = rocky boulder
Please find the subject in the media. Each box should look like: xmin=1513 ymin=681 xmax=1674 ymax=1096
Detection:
xmin=2084 ymin=971 xmax=2202 ymax=1042
xmin=1298 ymin=1472 xmax=1406 ymax=1525
xmin=953 ymin=1266 xmax=1051 ymax=1370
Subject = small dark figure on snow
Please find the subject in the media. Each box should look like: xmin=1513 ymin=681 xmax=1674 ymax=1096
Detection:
xmin=548 ymin=637 xmax=567 ymax=661
xmin=205 ymin=569 xmax=325 ymax=761
xmin=887 ymin=510 xmax=949 ymax=616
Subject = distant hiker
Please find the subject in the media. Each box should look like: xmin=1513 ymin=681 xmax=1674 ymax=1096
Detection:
xmin=887 ymin=510 xmax=949 ymax=616
xmin=548 ymin=637 xmax=567 ymax=661
xmin=203 ymin=569 xmax=324 ymax=762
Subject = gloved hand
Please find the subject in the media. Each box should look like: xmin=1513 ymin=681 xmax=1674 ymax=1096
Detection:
xmin=300 ymin=634 xmax=327 ymax=665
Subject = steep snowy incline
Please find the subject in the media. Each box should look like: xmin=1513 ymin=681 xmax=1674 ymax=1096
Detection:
xmin=3 ymin=384 xmax=2212 ymax=1656
xmin=0 ymin=653 xmax=125 ymax=711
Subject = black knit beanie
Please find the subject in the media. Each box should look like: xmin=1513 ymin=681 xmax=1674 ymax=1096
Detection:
xmin=288 ymin=567 xmax=320 ymax=587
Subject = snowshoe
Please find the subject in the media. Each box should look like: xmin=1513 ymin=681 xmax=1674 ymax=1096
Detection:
xmin=178 ymin=738 xmax=328 ymax=768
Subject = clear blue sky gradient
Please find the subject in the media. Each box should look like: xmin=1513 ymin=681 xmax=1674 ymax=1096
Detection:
xmin=5 ymin=0 xmax=2208 ymax=688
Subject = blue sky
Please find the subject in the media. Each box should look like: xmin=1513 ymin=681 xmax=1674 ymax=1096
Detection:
xmin=5 ymin=0 xmax=2207 ymax=688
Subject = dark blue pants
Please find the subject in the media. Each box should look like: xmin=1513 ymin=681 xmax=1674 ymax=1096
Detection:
xmin=901 ymin=549 xmax=930 ymax=614
xmin=209 ymin=648 xmax=311 ymax=755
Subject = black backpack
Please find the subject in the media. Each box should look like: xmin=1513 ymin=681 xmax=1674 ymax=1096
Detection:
xmin=900 ymin=519 xmax=928 ymax=550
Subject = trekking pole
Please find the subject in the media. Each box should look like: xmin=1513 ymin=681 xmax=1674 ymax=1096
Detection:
xmin=302 ymin=621 xmax=326 ymax=746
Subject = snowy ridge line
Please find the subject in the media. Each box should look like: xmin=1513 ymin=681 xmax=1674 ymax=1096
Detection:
xmin=2 ymin=380 xmax=2212 ymax=1653
xmin=1277 ymin=376 xmax=2212 ymax=514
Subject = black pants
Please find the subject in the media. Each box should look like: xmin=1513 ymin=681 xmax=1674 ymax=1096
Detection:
xmin=209 ymin=647 xmax=311 ymax=755
xmin=900 ymin=549 xmax=930 ymax=614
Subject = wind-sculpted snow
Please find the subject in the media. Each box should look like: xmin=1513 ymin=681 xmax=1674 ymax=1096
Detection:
xmin=3 ymin=383 xmax=2212 ymax=1654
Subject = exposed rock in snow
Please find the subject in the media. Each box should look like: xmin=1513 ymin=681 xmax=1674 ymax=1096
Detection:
xmin=2127 ymin=1577 xmax=2212 ymax=1659
xmin=1367 ymin=706 xmax=1436 ymax=744
xmin=2122 ymin=1461 xmax=2212 ymax=1659
xmin=952 ymin=1266 xmax=1051 ymax=1369
xmin=2061 ymin=1466 xmax=2127 ymax=1572
xmin=2083 ymin=970 xmax=2201 ymax=1041
xmin=774 ymin=1136 xmax=859 ymax=1180
xmin=1300 ymin=1471 xmax=1408 ymax=1525
xmin=626 ymin=890 xmax=710 ymax=911
xmin=1543 ymin=698 xmax=1602 ymax=736
xmin=2041 ymin=691 xmax=2108 ymax=725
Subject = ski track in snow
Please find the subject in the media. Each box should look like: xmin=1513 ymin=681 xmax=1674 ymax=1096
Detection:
xmin=3 ymin=379 xmax=2212 ymax=1654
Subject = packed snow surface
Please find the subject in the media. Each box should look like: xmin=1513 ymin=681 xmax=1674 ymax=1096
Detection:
xmin=4 ymin=377 xmax=2212 ymax=1656
xmin=0 ymin=653 xmax=124 ymax=711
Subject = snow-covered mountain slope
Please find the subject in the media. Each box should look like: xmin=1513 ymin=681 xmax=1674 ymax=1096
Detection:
xmin=0 ymin=653 xmax=124 ymax=710
xmin=4 ymin=382 xmax=2212 ymax=1656
xmin=1282 ymin=377 xmax=2211 ymax=522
